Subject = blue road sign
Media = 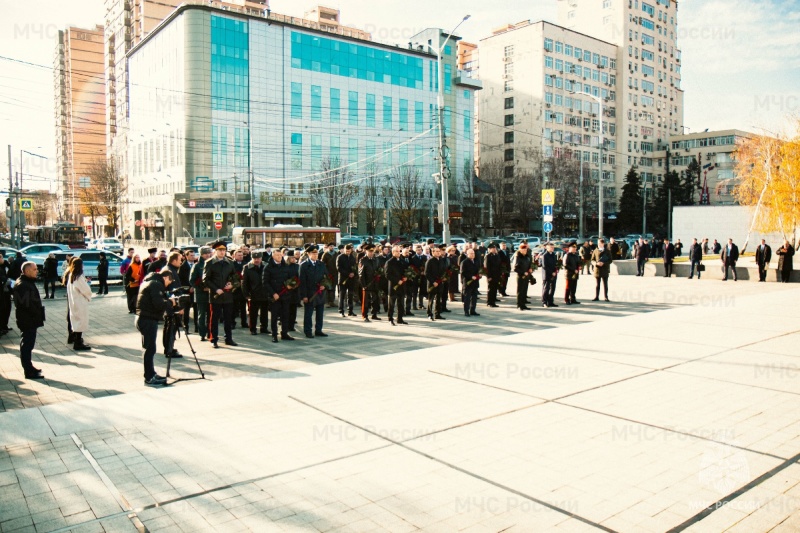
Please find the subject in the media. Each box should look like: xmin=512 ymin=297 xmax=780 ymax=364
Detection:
xmin=543 ymin=221 xmax=553 ymax=233
xmin=543 ymin=205 xmax=553 ymax=216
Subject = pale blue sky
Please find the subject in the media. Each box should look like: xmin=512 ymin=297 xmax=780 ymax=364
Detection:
xmin=1 ymin=0 xmax=797 ymax=190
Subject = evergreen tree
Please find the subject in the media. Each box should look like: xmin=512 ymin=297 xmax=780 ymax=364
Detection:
xmin=617 ymin=165 xmax=642 ymax=233
xmin=651 ymin=170 xmax=680 ymax=233
xmin=681 ymin=157 xmax=701 ymax=205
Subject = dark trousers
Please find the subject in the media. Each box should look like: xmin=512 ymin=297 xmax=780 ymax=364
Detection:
xmin=126 ymin=286 xmax=138 ymax=313
xmin=462 ymin=284 xmax=477 ymax=314
xmin=196 ymin=297 xmax=209 ymax=338
xmin=209 ymin=302 xmax=233 ymax=344
xmin=362 ymin=289 xmax=380 ymax=318
xmin=564 ymin=275 xmax=578 ymax=303
xmin=664 ymin=262 xmax=673 ymax=277
xmin=234 ymin=294 xmax=247 ymax=326
xmin=135 ymin=316 xmax=158 ymax=380
xmin=388 ymin=288 xmax=405 ymax=321
xmin=44 ymin=279 xmax=57 ymax=298
xmin=326 ymin=282 xmax=336 ymax=306
xmin=248 ymin=300 xmax=270 ymax=332
xmin=183 ymin=293 xmax=195 ymax=330
xmin=439 ymin=284 xmax=448 ymax=311
xmin=542 ymin=272 xmax=557 ymax=306
xmin=271 ymin=298 xmax=290 ymax=335
xmin=499 ymin=273 xmax=509 ymax=295
xmin=339 ymin=282 xmax=355 ymax=313
xmin=780 ymin=268 xmax=791 ymax=283
xmin=162 ymin=317 xmax=176 ymax=355
xmin=426 ymin=286 xmax=440 ymax=316
xmin=404 ymin=281 xmax=416 ymax=313
xmin=487 ymin=279 xmax=498 ymax=306
xmin=417 ymin=278 xmax=426 ymax=307
xmin=636 ymin=258 xmax=646 ymax=276
xmin=758 ymin=265 xmax=768 ymax=282
xmin=689 ymin=261 xmax=702 ymax=279
xmin=723 ymin=261 xmax=737 ymax=280
xmin=595 ymin=276 xmax=609 ymax=299
xmin=516 ymin=275 xmax=529 ymax=308
xmin=20 ymin=328 xmax=37 ymax=372
xmin=0 ymin=293 xmax=11 ymax=329
xmin=304 ymin=300 xmax=325 ymax=335
xmin=97 ymin=276 xmax=108 ymax=294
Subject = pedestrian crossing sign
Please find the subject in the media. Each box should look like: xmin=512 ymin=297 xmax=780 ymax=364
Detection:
xmin=213 ymin=212 xmax=223 ymax=222
xmin=19 ymin=199 xmax=33 ymax=211
xmin=541 ymin=189 xmax=555 ymax=206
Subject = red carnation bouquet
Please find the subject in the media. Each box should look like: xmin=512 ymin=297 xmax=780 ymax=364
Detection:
xmin=278 ymin=276 xmax=299 ymax=296
xmin=467 ymin=267 xmax=488 ymax=286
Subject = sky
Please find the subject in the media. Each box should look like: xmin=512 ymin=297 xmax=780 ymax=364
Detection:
xmin=1 ymin=0 xmax=798 ymax=192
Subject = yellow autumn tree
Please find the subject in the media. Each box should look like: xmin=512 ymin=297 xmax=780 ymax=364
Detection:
xmin=733 ymin=122 xmax=800 ymax=248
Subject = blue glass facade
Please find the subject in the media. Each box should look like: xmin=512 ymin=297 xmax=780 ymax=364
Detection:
xmin=211 ymin=16 xmax=249 ymax=113
xmin=290 ymin=31 xmax=425 ymax=89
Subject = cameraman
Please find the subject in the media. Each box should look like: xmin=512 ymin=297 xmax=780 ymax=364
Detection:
xmin=136 ymin=268 xmax=183 ymax=387
xmin=162 ymin=252 xmax=184 ymax=358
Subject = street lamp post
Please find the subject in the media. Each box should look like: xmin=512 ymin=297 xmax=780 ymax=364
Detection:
xmin=429 ymin=15 xmax=470 ymax=245
xmin=578 ymin=158 xmax=584 ymax=240
xmin=17 ymin=148 xmax=46 ymax=247
xmin=569 ymin=90 xmax=604 ymax=238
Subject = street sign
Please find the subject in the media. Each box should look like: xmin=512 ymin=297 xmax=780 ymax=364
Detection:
xmin=543 ymin=214 xmax=553 ymax=223
xmin=214 ymin=221 xmax=223 ymax=230
xmin=213 ymin=212 xmax=224 ymax=222
xmin=543 ymin=221 xmax=553 ymax=233
xmin=542 ymin=205 xmax=553 ymax=217
xmin=19 ymin=199 xmax=33 ymax=211
xmin=542 ymin=189 xmax=555 ymax=206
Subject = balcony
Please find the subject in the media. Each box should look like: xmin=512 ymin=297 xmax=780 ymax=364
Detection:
xmin=455 ymin=70 xmax=482 ymax=90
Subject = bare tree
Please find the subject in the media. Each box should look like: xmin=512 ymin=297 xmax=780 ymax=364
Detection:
xmin=84 ymin=158 xmax=127 ymax=236
xmin=456 ymin=157 xmax=483 ymax=235
xmin=309 ymin=157 xmax=358 ymax=228
xmin=359 ymin=163 xmax=383 ymax=235
xmin=478 ymin=159 xmax=511 ymax=234
xmin=388 ymin=165 xmax=423 ymax=235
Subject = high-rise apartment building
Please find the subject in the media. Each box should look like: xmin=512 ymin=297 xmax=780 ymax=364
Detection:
xmin=124 ymin=3 xmax=479 ymax=241
xmin=54 ymin=25 xmax=107 ymax=222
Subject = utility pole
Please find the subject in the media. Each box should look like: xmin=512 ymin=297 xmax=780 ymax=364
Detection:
xmin=7 ymin=145 xmax=14 ymax=245
xmin=578 ymin=159 xmax=584 ymax=240
xmin=232 ymin=172 xmax=238 ymax=232
xmin=249 ymin=168 xmax=255 ymax=227
xmin=667 ymin=188 xmax=672 ymax=241
xmin=642 ymin=181 xmax=647 ymax=235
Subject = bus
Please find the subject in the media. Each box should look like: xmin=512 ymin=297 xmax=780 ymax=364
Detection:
xmin=232 ymin=225 xmax=341 ymax=249
xmin=28 ymin=222 xmax=86 ymax=249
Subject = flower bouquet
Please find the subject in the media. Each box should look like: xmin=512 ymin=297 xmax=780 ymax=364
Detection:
xmin=278 ymin=276 xmax=299 ymax=297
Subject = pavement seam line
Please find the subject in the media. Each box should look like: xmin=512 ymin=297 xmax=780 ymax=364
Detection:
xmin=665 ymin=451 xmax=800 ymax=532
xmin=66 ymin=433 xmax=148 ymax=533
xmin=289 ymin=395 xmax=618 ymax=533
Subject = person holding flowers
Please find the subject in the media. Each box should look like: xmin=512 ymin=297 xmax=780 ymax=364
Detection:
xmin=460 ymin=248 xmax=482 ymax=317
xmin=336 ymin=244 xmax=357 ymax=317
xmin=358 ymin=244 xmax=382 ymax=322
xmin=385 ymin=245 xmax=408 ymax=326
xmin=299 ymin=247 xmax=330 ymax=338
xmin=263 ymin=248 xmax=295 ymax=342
xmin=424 ymin=246 xmax=446 ymax=321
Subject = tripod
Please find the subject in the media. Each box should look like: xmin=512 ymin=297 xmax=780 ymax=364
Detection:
xmin=164 ymin=316 xmax=206 ymax=384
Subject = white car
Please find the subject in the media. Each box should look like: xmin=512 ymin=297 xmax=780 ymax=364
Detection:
xmin=95 ymin=238 xmax=124 ymax=255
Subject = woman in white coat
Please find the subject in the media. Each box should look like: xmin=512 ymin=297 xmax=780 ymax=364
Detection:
xmin=66 ymin=258 xmax=93 ymax=351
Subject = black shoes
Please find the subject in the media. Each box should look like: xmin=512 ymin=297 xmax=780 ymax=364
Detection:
xmin=144 ymin=374 xmax=167 ymax=387
xmin=371 ymin=315 xmax=381 ymax=321
xmin=429 ymin=314 xmax=435 ymax=321
xmin=339 ymin=312 xmax=346 ymax=318
xmin=363 ymin=317 xmax=371 ymax=323
xmin=272 ymin=336 xmax=279 ymax=343
xmin=592 ymin=297 xmax=600 ymax=301
xmin=305 ymin=333 xmax=314 ymax=338
xmin=434 ymin=315 xmax=445 ymax=320
xmin=441 ymin=309 xmax=451 ymax=313
xmin=225 ymin=340 xmax=238 ymax=346
xmin=250 ymin=330 xmax=259 ymax=335
xmin=470 ymin=312 xmax=480 ymax=317
xmin=488 ymin=304 xmax=499 ymax=308
xmin=281 ymin=334 xmax=295 ymax=341
xmin=405 ymin=312 xmax=415 ymax=317
xmin=397 ymin=319 xmax=408 ymax=325
xmin=573 ymin=301 xmax=581 ymax=305
xmin=347 ymin=312 xmax=356 ymax=317
xmin=165 ymin=350 xmax=182 ymax=358
xmin=24 ymin=368 xmax=44 ymax=380
xmin=74 ymin=343 xmax=92 ymax=351
xmin=465 ymin=311 xmax=470 ymax=317
xmin=315 ymin=332 xmax=328 ymax=337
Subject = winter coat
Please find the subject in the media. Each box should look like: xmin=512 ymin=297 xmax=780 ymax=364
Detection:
xmin=14 ymin=275 xmax=45 ymax=331
xmin=592 ymin=248 xmax=613 ymax=278
xmin=42 ymin=257 xmax=59 ymax=281
xmin=67 ymin=274 xmax=92 ymax=332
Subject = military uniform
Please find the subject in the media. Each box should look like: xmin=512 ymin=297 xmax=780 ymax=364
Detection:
xmin=202 ymin=247 xmax=238 ymax=347
xmin=512 ymin=250 xmax=533 ymax=310
xmin=385 ymin=255 xmax=406 ymax=324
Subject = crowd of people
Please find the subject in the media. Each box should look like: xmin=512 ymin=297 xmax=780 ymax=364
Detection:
xmin=7 ymin=233 xmax=796 ymax=384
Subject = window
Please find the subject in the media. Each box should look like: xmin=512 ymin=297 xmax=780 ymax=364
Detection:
xmin=544 ymin=38 xmax=553 ymax=52
xmin=504 ymin=45 xmax=514 ymax=58
xmin=399 ymin=99 xmax=408 ymax=130
xmin=642 ymin=33 xmax=655 ymax=45
xmin=641 ymin=18 xmax=654 ymax=30
xmin=383 ymin=96 xmax=392 ymax=129
xmin=348 ymin=139 xmax=358 ymax=169
xmin=565 ymin=44 xmax=573 ymax=56
xmin=545 ymin=56 xmax=554 ymax=69
xmin=504 ymin=148 xmax=514 ymax=161
xmin=555 ymin=59 xmax=564 ymax=71
xmin=545 ymin=74 xmax=554 ymax=87
xmin=574 ymin=47 xmax=582 ymax=59
xmin=291 ymin=82 xmax=302 ymax=118
xmin=504 ymin=114 xmax=514 ymax=126
xmin=330 ymin=135 xmax=340 ymax=159
xmin=291 ymin=133 xmax=302 ymax=169
xmin=366 ymin=94 xmax=376 ymax=127
xmin=463 ymin=110 xmax=471 ymax=139
xmin=444 ymin=63 xmax=452 ymax=95
xmin=504 ymin=166 xmax=514 ymax=178
xmin=642 ymin=2 xmax=655 ymax=16
xmin=642 ymin=49 xmax=654 ymax=61
xmin=555 ymin=41 xmax=563 ymax=54
xmin=545 ymin=92 xmax=553 ymax=104
xmin=311 ymin=134 xmax=322 ymax=169
xmin=311 ymin=85 xmax=322 ymax=121
xmin=504 ymin=80 xmax=514 ymax=92
xmin=504 ymin=97 xmax=514 ymax=109
xmin=504 ymin=131 xmax=514 ymax=143
xmin=348 ymin=91 xmax=358 ymax=125
xmin=415 ymin=101 xmax=424 ymax=132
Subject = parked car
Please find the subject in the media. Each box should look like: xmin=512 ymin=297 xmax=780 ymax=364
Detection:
xmin=0 ymin=247 xmax=20 ymax=261
xmin=95 ymin=237 xmax=124 ymax=255
xmin=20 ymin=243 xmax=71 ymax=256
xmin=40 ymin=250 xmax=125 ymax=281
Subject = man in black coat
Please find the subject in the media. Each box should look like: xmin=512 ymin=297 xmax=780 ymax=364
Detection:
xmin=13 ymin=261 xmax=46 ymax=379
xmin=299 ymin=248 xmax=329 ymax=338
xmin=358 ymin=244 xmax=381 ymax=322
xmin=231 ymin=250 xmax=248 ymax=328
xmin=721 ymin=238 xmax=739 ymax=281
xmin=336 ymin=244 xmax=357 ymax=317
xmin=263 ymin=249 xmax=294 ymax=342
xmin=202 ymin=242 xmax=238 ymax=348
xmin=539 ymin=242 xmax=559 ymax=308
xmin=146 ymin=250 xmax=167 ymax=274
xmin=142 ymin=248 xmax=157 ymax=273
xmin=322 ymin=243 xmax=338 ymax=307
xmin=635 ymin=238 xmax=649 ymax=276
xmin=411 ymin=244 xmax=427 ymax=309
xmin=484 ymin=243 xmax=501 ymax=307
xmin=662 ymin=238 xmax=675 ymax=278
xmin=776 ymin=240 xmax=795 ymax=283
xmin=401 ymin=245 xmax=416 ymax=316
xmin=136 ymin=269 xmax=182 ymax=386
xmin=563 ymin=242 xmax=581 ymax=305
xmin=242 ymin=252 xmax=269 ymax=334
xmin=0 ymin=255 xmax=11 ymax=333
xmin=688 ymin=238 xmax=703 ymax=279
xmin=460 ymin=248 xmax=480 ymax=317
xmin=285 ymin=251 xmax=300 ymax=332
xmin=385 ymin=245 xmax=408 ymax=325
xmin=97 ymin=252 xmax=109 ymax=295
xmin=512 ymin=243 xmax=534 ymax=310
xmin=755 ymin=239 xmax=772 ymax=282
xmin=424 ymin=246 xmax=445 ymax=320
xmin=498 ymin=242 xmax=511 ymax=296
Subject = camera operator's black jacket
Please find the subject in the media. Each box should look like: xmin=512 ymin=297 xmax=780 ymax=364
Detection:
xmin=242 ymin=261 xmax=269 ymax=301
xmin=13 ymin=275 xmax=45 ymax=331
xmin=136 ymin=272 xmax=176 ymax=322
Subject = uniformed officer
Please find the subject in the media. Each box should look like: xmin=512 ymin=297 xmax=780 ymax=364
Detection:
xmin=358 ymin=244 xmax=381 ymax=322
xmin=242 ymin=251 xmax=270 ymax=334
xmin=202 ymin=241 xmax=238 ymax=348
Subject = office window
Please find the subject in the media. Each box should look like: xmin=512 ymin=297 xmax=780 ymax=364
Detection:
xmin=311 ymin=135 xmax=322 ymax=170
xmin=505 ymin=114 xmax=514 ymax=126
xmin=555 ymin=41 xmax=563 ymax=54
xmin=463 ymin=110 xmax=471 ymax=139
xmin=366 ymin=94 xmax=376 ymax=127
xmin=504 ymin=97 xmax=514 ymax=109
xmin=348 ymin=91 xmax=358 ymax=125
xmin=383 ymin=96 xmax=393 ymax=129
xmin=444 ymin=64 xmax=452 ymax=94
xmin=330 ymin=88 xmax=340 ymax=123
xmin=544 ymin=38 xmax=553 ymax=52
xmin=291 ymin=82 xmax=302 ymax=119
xmin=348 ymin=139 xmax=358 ymax=169
xmin=211 ymin=16 xmax=249 ymax=114
xmin=545 ymin=92 xmax=554 ymax=104
xmin=565 ymin=44 xmax=573 ymax=56
xmin=311 ymin=85 xmax=322 ymax=121
xmin=504 ymin=148 xmax=514 ymax=161
xmin=291 ymin=133 xmax=302 ymax=169
xmin=504 ymin=45 xmax=514 ymax=57
xmin=504 ymin=80 xmax=514 ymax=92
xmin=415 ymin=101 xmax=424 ymax=133
xmin=545 ymin=56 xmax=553 ymax=69
xmin=443 ymin=106 xmax=451 ymax=136
xmin=399 ymin=99 xmax=408 ymax=131
xmin=504 ymin=131 xmax=514 ymax=143
xmin=504 ymin=166 xmax=514 ymax=178
xmin=330 ymin=135 xmax=340 ymax=159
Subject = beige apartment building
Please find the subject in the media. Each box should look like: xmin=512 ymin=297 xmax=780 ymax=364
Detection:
xmin=54 ymin=25 xmax=107 ymax=222
xmin=479 ymin=21 xmax=619 ymax=215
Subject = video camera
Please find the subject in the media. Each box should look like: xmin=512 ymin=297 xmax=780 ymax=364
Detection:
xmin=168 ymin=286 xmax=192 ymax=307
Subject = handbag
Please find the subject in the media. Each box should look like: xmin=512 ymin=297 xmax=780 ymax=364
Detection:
xmin=698 ymin=264 xmax=706 ymax=272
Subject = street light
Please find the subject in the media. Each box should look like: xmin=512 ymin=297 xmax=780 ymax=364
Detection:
xmin=569 ymin=89 xmax=604 ymax=238
xmin=428 ymin=15 xmax=470 ymax=245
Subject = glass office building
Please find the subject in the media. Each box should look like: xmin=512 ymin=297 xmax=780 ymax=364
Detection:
xmin=126 ymin=3 xmax=480 ymax=240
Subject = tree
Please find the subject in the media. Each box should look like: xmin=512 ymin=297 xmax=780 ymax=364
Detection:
xmin=359 ymin=163 xmax=382 ymax=235
xmin=681 ymin=157 xmax=701 ymax=205
xmin=309 ymin=158 xmax=358 ymax=228
xmin=457 ymin=158 xmax=482 ymax=235
xmin=734 ymin=127 xmax=800 ymax=247
xmin=85 ymin=158 xmax=126 ymax=236
xmin=651 ymin=169 xmax=680 ymax=234
xmin=388 ymin=164 xmax=423 ymax=235
xmin=478 ymin=159 xmax=512 ymax=233
xmin=617 ymin=166 xmax=642 ymax=233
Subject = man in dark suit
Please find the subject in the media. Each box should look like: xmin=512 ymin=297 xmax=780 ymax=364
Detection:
xmin=688 ymin=238 xmax=703 ymax=279
xmin=460 ymin=248 xmax=480 ymax=317
xmin=385 ymin=245 xmax=408 ymax=325
xmin=483 ymin=243 xmax=501 ymax=308
xmin=539 ymin=242 xmax=559 ymax=308
xmin=721 ymin=238 xmax=739 ymax=281
xmin=662 ymin=238 xmax=675 ymax=278
xmin=755 ymin=239 xmax=772 ymax=282
xmin=635 ymin=238 xmax=649 ymax=276
xmin=411 ymin=244 xmax=427 ymax=309
xmin=424 ymin=246 xmax=445 ymax=320
xmin=358 ymin=244 xmax=381 ymax=322
xmin=336 ymin=244 xmax=357 ymax=317
xmin=242 ymin=251 xmax=269 ymax=334
xmin=299 ymin=248 xmax=329 ymax=338
xmin=498 ymin=242 xmax=511 ymax=296
xmin=263 ymin=249 xmax=294 ymax=342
